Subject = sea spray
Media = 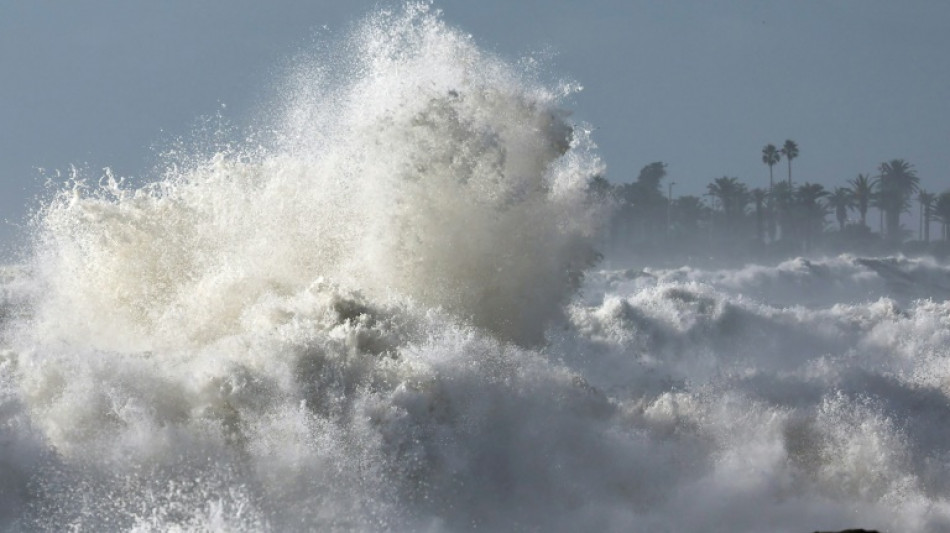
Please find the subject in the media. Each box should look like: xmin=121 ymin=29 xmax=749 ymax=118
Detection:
xmin=2 ymin=3 xmax=950 ymax=532
xmin=5 ymin=3 xmax=610 ymax=530
xmin=28 ymin=3 xmax=602 ymax=356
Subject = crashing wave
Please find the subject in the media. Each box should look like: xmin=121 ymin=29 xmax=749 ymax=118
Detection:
xmin=1 ymin=3 xmax=949 ymax=532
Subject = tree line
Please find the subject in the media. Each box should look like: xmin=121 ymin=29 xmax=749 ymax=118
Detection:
xmin=595 ymin=140 xmax=950 ymax=262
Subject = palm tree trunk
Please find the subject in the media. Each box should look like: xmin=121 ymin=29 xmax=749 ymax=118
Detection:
xmin=887 ymin=209 xmax=899 ymax=242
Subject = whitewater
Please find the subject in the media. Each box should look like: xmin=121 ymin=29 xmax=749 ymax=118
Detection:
xmin=2 ymin=4 xmax=949 ymax=532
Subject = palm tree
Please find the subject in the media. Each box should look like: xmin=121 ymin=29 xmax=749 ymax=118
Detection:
xmin=616 ymin=162 xmax=669 ymax=244
xmin=871 ymin=188 xmax=886 ymax=235
xmin=636 ymin=162 xmax=668 ymax=192
xmin=933 ymin=192 xmax=950 ymax=241
xmin=672 ymin=195 xmax=710 ymax=240
xmin=875 ymin=159 xmax=919 ymax=241
xmin=848 ymin=173 xmax=874 ymax=228
xmin=917 ymin=190 xmax=936 ymax=242
xmin=827 ymin=187 xmax=855 ymax=231
xmin=762 ymin=144 xmax=781 ymax=190
xmin=707 ymin=176 xmax=749 ymax=230
xmin=770 ymin=181 xmax=794 ymax=241
xmin=751 ymin=188 xmax=768 ymax=243
xmin=780 ymin=140 xmax=799 ymax=186
xmin=795 ymin=182 xmax=828 ymax=249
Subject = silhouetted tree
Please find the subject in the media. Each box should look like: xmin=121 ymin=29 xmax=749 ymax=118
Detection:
xmin=871 ymin=188 xmax=886 ymax=235
xmin=780 ymin=140 xmax=799 ymax=186
xmin=616 ymin=162 xmax=668 ymax=244
xmin=672 ymin=195 xmax=710 ymax=241
xmin=827 ymin=187 xmax=855 ymax=231
xmin=875 ymin=159 xmax=919 ymax=241
xmin=848 ymin=173 xmax=874 ymax=228
xmin=636 ymin=162 xmax=668 ymax=192
xmin=597 ymin=149 xmax=945 ymax=260
xmin=795 ymin=182 xmax=828 ymax=249
xmin=707 ymin=177 xmax=750 ymax=236
xmin=766 ymin=193 xmax=778 ymax=243
xmin=762 ymin=144 xmax=781 ymax=189
xmin=934 ymin=192 xmax=950 ymax=241
xmin=770 ymin=181 xmax=794 ymax=241
xmin=751 ymin=188 xmax=768 ymax=243
xmin=917 ymin=190 xmax=935 ymax=242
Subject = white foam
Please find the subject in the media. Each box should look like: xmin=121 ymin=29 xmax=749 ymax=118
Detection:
xmin=1 ymin=4 xmax=949 ymax=532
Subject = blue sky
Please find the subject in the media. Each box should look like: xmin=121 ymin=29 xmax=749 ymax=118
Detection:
xmin=2 ymin=1 xmax=949 ymax=253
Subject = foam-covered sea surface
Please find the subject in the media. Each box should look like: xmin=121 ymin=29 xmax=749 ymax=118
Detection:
xmin=2 ymin=4 xmax=950 ymax=532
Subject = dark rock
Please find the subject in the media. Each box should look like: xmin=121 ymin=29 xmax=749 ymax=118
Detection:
xmin=813 ymin=529 xmax=880 ymax=533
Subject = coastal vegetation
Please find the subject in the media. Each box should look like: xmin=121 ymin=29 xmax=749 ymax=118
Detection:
xmin=599 ymin=141 xmax=950 ymax=263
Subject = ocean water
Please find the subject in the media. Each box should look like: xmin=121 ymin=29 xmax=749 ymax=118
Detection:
xmin=2 ymin=4 xmax=950 ymax=532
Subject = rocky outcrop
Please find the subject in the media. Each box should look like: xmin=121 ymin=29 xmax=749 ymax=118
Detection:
xmin=813 ymin=529 xmax=881 ymax=533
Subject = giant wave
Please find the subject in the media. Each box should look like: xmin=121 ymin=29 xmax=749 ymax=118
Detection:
xmin=1 ymin=4 xmax=949 ymax=532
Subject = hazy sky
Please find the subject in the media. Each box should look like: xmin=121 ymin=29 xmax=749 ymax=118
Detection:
xmin=2 ymin=1 xmax=949 ymax=253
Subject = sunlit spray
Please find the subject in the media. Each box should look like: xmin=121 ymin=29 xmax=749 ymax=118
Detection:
xmin=1 ymin=4 xmax=949 ymax=532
